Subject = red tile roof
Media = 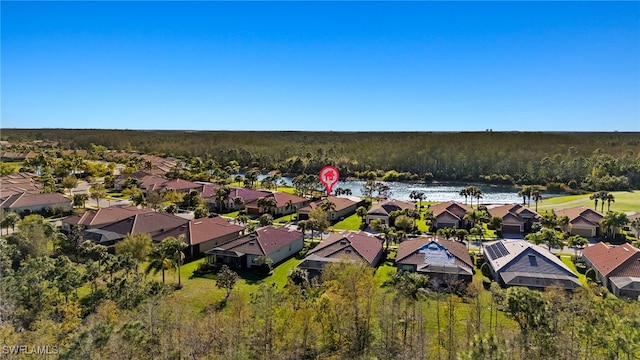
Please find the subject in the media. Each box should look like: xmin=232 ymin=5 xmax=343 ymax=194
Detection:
xmin=583 ymin=242 xmax=640 ymax=276
xmin=308 ymin=231 xmax=383 ymax=265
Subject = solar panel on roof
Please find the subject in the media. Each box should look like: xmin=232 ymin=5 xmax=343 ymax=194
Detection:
xmin=486 ymin=242 xmax=510 ymax=260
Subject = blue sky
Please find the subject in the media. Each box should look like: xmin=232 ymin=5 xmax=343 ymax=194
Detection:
xmin=2 ymin=1 xmax=639 ymax=131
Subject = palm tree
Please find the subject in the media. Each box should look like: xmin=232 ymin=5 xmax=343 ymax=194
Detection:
xmin=215 ymin=186 xmax=231 ymax=213
xmin=413 ymin=191 xmax=426 ymax=209
xmin=297 ymin=220 xmax=309 ymax=239
xmin=473 ymin=188 xmax=484 ymax=207
xmin=605 ymin=193 xmax=615 ymax=212
xmin=459 ymin=188 xmax=470 ymax=205
xmin=517 ymin=185 xmax=531 ymax=206
xmin=146 ymin=243 xmax=173 ymax=284
xmin=257 ymin=196 xmax=277 ymax=215
xmin=160 ymin=235 xmax=188 ymax=287
xmin=566 ymin=235 xmax=587 ymax=256
xmin=589 ymin=193 xmax=600 ymax=211
xmin=284 ymin=200 xmax=297 ymax=222
xmin=233 ymin=196 xmax=245 ymax=210
xmin=600 ymin=211 xmax=629 ymax=239
xmin=531 ymin=188 xmax=542 ymax=212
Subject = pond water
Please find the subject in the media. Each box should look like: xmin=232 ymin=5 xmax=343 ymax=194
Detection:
xmin=251 ymin=175 xmax=563 ymax=205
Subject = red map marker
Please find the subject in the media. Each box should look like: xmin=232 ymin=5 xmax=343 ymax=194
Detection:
xmin=319 ymin=165 xmax=339 ymax=195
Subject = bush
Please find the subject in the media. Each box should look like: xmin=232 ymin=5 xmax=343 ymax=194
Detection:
xmin=480 ymin=262 xmax=492 ymax=278
xmin=575 ymin=263 xmax=587 ymax=274
xmin=586 ymin=268 xmax=597 ymax=282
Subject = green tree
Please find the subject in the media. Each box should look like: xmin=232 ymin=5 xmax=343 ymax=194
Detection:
xmin=61 ymin=175 xmax=79 ymax=196
xmin=394 ymin=214 xmax=414 ymax=234
xmin=567 ymin=235 xmax=588 ymax=256
xmin=504 ymin=286 xmax=551 ymax=356
xmin=115 ymin=233 xmax=153 ymax=263
xmin=72 ymin=193 xmax=89 ymax=209
xmin=259 ymin=214 xmax=274 ymax=226
xmin=600 ymin=211 xmax=629 ymax=239
xmin=216 ymin=265 xmax=238 ymax=300
xmin=89 ymin=183 xmax=107 ymax=208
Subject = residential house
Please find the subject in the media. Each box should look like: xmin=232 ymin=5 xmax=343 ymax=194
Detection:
xmin=245 ymin=192 xmax=308 ymax=216
xmin=153 ymin=216 xmax=245 ymax=257
xmin=396 ymin=237 xmax=474 ymax=285
xmin=0 ymin=191 xmax=72 ymax=215
xmin=366 ymin=199 xmax=415 ymax=225
xmin=62 ymin=206 xmax=153 ymax=232
xmin=483 ymin=240 xmax=581 ymax=290
xmin=298 ymin=231 xmax=384 ymax=277
xmin=582 ymin=242 xmax=640 ymax=299
xmin=147 ymin=178 xmax=201 ymax=194
xmin=297 ymin=195 xmax=364 ymax=222
xmin=83 ymin=228 xmax=125 ymax=247
xmin=486 ymin=203 xmax=540 ymax=233
xmin=429 ymin=201 xmax=472 ymax=229
xmin=207 ymin=187 xmax=271 ymax=212
xmin=205 ymin=226 xmax=304 ymax=269
xmin=0 ymin=172 xmax=40 ymax=194
xmin=554 ymin=206 xmax=604 ymax=238
xmin=99 ymin=212 xmax=188 ymax=238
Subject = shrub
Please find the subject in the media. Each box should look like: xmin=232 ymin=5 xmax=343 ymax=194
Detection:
xmin=586 ymin=268 xmax=597 ymax=282
xmin=480 ymin=262 xmax=492 ymax=278
xmin=575 ymin=263 xmax=587 ymax=274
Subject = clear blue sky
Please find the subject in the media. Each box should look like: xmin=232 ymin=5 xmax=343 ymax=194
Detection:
xmin=2 ymin=1 xmax=639 ymax=131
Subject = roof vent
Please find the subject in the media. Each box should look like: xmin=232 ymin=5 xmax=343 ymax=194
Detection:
xmin=194 ymin=221 xmax=202 ymax=225
xmin=249 ymin=241 xmax=255 ymax=246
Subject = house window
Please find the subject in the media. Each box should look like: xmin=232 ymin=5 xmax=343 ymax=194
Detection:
xmin=528 ymin=255 xmax=538 ymax=266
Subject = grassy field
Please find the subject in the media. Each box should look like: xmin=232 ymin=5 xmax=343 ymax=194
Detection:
xmin=331 ymin=213 xmax=362 ymax=231
xmin=536 ymin=190 xmax=640 ymax=213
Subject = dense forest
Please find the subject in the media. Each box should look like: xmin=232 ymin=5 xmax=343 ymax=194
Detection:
xmin=3 ymin=129 xmax=640 ymax=190
xmin=2 ymin=226 xmax=640 ymax=360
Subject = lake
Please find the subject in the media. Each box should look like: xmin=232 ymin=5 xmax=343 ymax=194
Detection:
xmin=253 ymin=175 xmax=563 ymax=204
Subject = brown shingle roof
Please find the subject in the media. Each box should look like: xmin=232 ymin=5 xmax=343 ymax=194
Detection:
xmin=368 ymin=199 xmax=415 ymax=216
xmin=430 ymin=201 xmax=471 ymax=219
xmin=153 ymin=216 xmax=245 ymax=246
xmin=1 ymin=192 xmax=71 ymax=209
xmin=487 ymin=203 xmax=539 ymax=220
xmin=99 ymin=212 xmax=188 ymax=236
xmin=396 ymin=237 xmax=473 ymax=268
xmin=63 ymin=206 xmax=154 ymax=228
xmin=213 ymin=226 xmax=303 ymax=256
xmin=298 ymin=195 xmax=360 ymax=213
xmin=583 ymin=242 xmax=640 ymax=276
xmin=555 ymin=206 xmax=603 ymax=225
xmin=309 ymin=231 xmax=383 ymax=265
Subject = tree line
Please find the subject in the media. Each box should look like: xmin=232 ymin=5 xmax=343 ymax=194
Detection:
xmin=3 ymin=129 xmax=640 ymax=190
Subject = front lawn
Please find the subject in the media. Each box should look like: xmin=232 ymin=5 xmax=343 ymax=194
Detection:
xmin=331 ymin=213 xmax=362 ymax=231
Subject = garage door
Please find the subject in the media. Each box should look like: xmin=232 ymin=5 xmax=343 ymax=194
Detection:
xmin=502 ymin=225 xmax=521 ymax=233
xmin=572 ymin=227 xmax=593 ymax=237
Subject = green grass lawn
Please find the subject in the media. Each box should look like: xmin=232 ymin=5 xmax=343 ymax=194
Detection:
xmin=536 ymin=190 xmax=640 ymax=213
xmin=148 ymin=255 xmax=302 ymax=313
xmin=331 ymin=213 xmax=362 ymax=231
xmin=561 ymin=255 xmax=587 ymax=286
